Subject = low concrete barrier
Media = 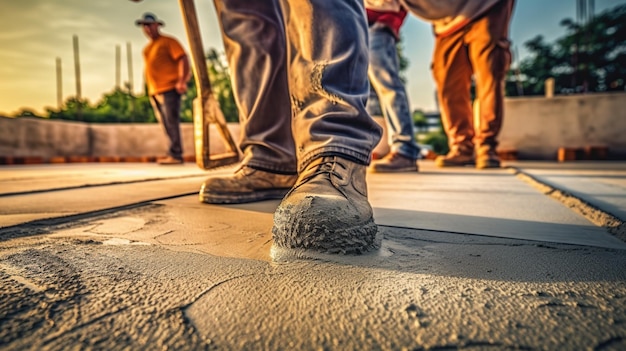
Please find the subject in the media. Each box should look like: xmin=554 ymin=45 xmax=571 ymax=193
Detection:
xmin=499 ymin=92 xmax=626 ymax=160
xmin=0 ymin=117 xmax=241 ymax=163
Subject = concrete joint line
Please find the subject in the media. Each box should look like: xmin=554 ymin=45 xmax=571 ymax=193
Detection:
xmin=0 ymin=174 xmax=207 ymax=198
xmin=508 ymin=167 xmax=626 ymax=242
xmin=0 ymin=193 xmax=196 ymax=238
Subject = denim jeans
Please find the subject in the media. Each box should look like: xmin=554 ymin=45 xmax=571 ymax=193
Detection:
xmin=366 ymin=24 xmax=419 ymax=160
xmin=150 ymin=89 xmax=183 ymax=160
xmin=214 ymin=0 xmax=382 ymax=173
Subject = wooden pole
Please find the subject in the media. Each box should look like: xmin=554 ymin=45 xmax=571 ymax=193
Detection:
xmin=56 ymin=57 xmax=62 ymax=109
xmin=116 ymin=45 xmax=121 ymax=90
xmin=126 ymin=42 xmax=136 ymax=121
xmin=73 ymin=35 xmax=82 ymax=100
xmin=73 ymin=35 xmax=82 ymax=120
xmin=126 ymin=42 xmax=134 ymax=94
xmin=178 ymin=0 xmax=211 ymax=106
xmin=178 ymin=0 xmax=240 ymax=169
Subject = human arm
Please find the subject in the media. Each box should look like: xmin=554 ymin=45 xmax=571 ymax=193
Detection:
xmin=175 ymin=54 xmax=191 ymax=94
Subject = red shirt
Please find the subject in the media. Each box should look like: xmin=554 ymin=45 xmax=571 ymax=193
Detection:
xmin=366 ymin=8 xmax=407 ymax=40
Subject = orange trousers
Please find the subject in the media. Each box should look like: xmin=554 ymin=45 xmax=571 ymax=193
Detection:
xmin=431 ymin=0 xmax=514 ymax=154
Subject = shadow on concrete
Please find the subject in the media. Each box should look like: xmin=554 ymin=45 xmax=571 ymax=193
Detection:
xmin=371 ymin=224 xmax=626 ymax=283
xmin=289 ymin=222 xmax=626 ymax=285
xmin=373 ymin=207 xmax=625 ymax=250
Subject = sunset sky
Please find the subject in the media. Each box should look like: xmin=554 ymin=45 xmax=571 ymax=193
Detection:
xmin=0 ymin=0 xmax=624 ymax=116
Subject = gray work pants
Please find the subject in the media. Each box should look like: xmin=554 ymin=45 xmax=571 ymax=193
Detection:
xmin=150 ymin=89 xmax=183 ymax=160
xmin=213 ymin=0 xmax=382 ymax=173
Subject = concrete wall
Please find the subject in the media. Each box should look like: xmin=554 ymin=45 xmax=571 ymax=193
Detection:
xmin=1 ymin=91 xmax=625 ymax=161
xmin=0 ymin=117 xmax=91 ymax=159
xmin=499 ymin=92 xmax=626 ymax=159
xmin=0 ymin=116 xmax=241 ymax=161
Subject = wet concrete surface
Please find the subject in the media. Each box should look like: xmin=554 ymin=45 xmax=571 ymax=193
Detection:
xmin=1 ymin=161 xmax=625 ymax=350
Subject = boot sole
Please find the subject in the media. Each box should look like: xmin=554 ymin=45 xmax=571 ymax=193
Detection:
xmin=476 ymin=162 xmax=501 ymax=169
xmin=199 ymin=188 xmax=291 ymax=204
xmin=369 ymin=166 xmax=418 ymax=173
xmin=435 ymin=160 xmax=475 ymax=167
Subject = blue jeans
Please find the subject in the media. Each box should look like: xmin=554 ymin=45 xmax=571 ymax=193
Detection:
xmin=366 ymin=24 xmax=419 ymax=160
xmin=214 ymin=0 xmax=382 ymax=173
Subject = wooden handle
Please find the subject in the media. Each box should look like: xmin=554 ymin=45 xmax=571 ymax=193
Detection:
xmin=178 ymin=0 xmax=240 ymax=169
xmin=178 ymin=0 xmax=212 ymax=101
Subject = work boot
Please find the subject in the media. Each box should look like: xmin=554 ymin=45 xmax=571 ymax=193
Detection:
xmin=368 ymin=152 xmax=418 ymax=173
xmin=475 ymin=145 xmax=501 ymax=169
xmin=157 ymin=156 xmax=184 ymax=165
xmin=434 ymin=148 xmax=474 ymax=167
xmin=199 ymin=165 xmax=297 ymax=204
xmin=271 ymin=156 xmax=379 ymax=260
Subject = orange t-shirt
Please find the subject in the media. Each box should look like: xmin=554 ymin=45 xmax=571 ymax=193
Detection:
xmin=142 ymin=35 xmax=186 ymax=96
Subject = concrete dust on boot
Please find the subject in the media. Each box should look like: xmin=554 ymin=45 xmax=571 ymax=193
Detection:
xmin=271 ymin=156 xmax=379 ymax=261
xmin=271 ymin=196 xmax=379 ymax=261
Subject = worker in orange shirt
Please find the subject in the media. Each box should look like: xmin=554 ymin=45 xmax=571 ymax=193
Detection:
xmin=136 ymin=12 xmax=191 ymax=165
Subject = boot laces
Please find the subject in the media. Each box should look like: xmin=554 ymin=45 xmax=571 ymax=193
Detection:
xmin=302 ymin=156 xmax=346 ymax=183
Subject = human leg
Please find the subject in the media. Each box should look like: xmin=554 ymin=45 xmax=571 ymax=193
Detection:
xmin=200 ymin=0 xmax=297 ymax=203
xmin=466 ymin=0 xmax=514 ymax=169
xmin=368 ymin=25 xmax=419 ymax=162
xmin=212 ymin=0 xmax=296 ymax=173
xmin=281 ymin=0 xmax=381 ymax=168
xmin=430 ymin=30 xmax=475 ymax=167
xmin=150 ymin=90 xmax=183 ymax=162
xmin=272 ymin=0 xmax=382 ymax=259
xmin=367 ymin=25 xmax=419 ymax=173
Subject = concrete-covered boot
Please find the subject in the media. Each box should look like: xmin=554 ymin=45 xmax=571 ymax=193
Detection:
xmin=271 ymin=156 xmax=379 ymax=260
xmin=199 ymin=165 xmax=297 ymax=204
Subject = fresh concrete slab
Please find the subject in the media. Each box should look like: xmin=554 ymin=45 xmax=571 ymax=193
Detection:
xmin=370 ymin=161 xmax=626 ymax=250
xmin=0 ymin=177 xmax=203 ymax=229
xmin=1 ymin=162 xmax=626 ymax=350
xmin=0 ymin=164 xmax=232 ymax=229
xmin=508 ymin=161 xmax=626 ymax=221
xmin=0 ymin=163 xmax=209 ymax=195
xmin=1 ymin=199 xmax=625 ymax=350
xmin=2 ymin=162 xmax=625 ymax=250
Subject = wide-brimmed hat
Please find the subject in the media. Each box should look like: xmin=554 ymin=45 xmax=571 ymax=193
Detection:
xmin=135 ymin=12 xmax=164 ymax=26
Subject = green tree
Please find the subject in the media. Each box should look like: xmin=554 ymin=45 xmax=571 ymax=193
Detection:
xmin=205 ymin=48 xmax=238 ymax=122
xmin=17 ymin=47 xmax=238 ymax=124
xmin=507 ymin=4 xmax=626 ymax=96
xmin=45 ymin=89 xmax=154 ymax=123
xmin=412 ymin=109 xmax=428 ymax=133
xmin=180 ymin=76 xmax=196 ymax=123
xmin=422 ymin=131 xmax=448 ymax=155
xmin=15 ymin=109 xmax=44 ymax=118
